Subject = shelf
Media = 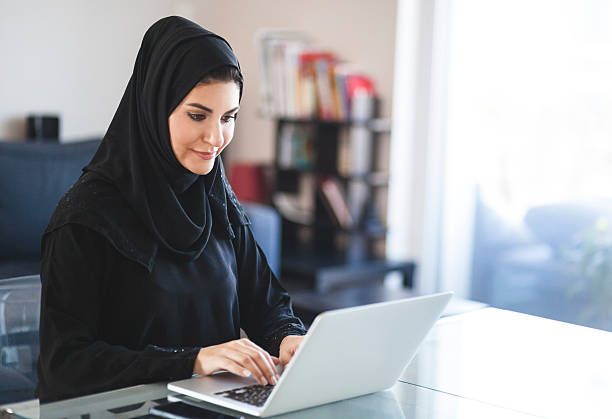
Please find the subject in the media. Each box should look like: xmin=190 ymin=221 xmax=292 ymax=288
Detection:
xmin=275 ymin=167 xmax=389 ymax=186
xmin=320 ymin=223 xmax=387 ymax=237
xmin=286 ymin=282 xmax=417 ymax=325
xmin=341 ymin=172 xmax=389 ymax=186
xmin=281 ymin=249 xmax=415 ymax=293
xmin=277 ymin=117 xmax=391 ymax=133
xmin=273 ymin=111 xmax=394 ymax=291
xmin=281 ymin=218 xmax=387 ymax=238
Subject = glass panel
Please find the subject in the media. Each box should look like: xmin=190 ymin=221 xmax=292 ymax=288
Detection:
xmin=447 ymin=0 xmax=612 ymax=330
xmin=0 ymin=276 xmax=41 ymax=404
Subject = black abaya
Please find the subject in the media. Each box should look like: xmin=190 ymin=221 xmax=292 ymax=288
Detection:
xmin=36 ymin=16 xmax=306 ymax=403
xmin=37 ymin=169 xmax=305 ymax=403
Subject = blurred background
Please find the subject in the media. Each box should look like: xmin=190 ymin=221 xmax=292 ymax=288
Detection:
xmin=1 ymin=0 xmax=612 ymax=374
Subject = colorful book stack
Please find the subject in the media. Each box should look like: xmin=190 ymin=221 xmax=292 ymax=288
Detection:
xmin=257 ymin=30 xmax=376 ymax=120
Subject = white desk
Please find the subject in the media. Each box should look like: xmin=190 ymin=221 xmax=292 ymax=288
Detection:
xmin=3 ymin=307 xmax=610 ymax=418
xmin=401 ymin=308 xmax=612 ymax=419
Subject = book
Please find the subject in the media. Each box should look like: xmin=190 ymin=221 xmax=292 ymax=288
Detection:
xmin=313 ymin=54 xmax=336 ymax=119
xmin=256 ymin=30 xmax=309 ymax=117
xmin=318 ymin=176 xmax=353 ymax=228
xmin=273 ymin=174 xmax=315 ymax=225
xmin=299 ymin=51 xmax=335 ymax=119
xmin=273 ymin=192 xmax=314 ymax=225
xmin=346 ymin=86 xmax=376 ymax=223
xmin=331 ymin=63 xmax=350 ymax=120
xmin=297 ymin=52 xmax=318 ymax=117
xmin=277 ymin=124 xmax=314 ymax=169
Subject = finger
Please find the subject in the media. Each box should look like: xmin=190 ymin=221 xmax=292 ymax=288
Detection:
xmin=236 ymin=340 xmax=279 ymax=383
xmin=280 ymin=345 xmax=294 ymax=366
xmin=280 ymin=350 xmax=290 ymax=366
xmin=220 ymin=358 xmax=255 ymax=379
xmin=236 ymin=342 xmax=278 ymax=385
xmin=238 ymin=339 xmax=278 ymax=375
xmin=271 ymin=356 xmax=280 ymax=365
xmin=225 ymin=348 xmax=269 ymax=386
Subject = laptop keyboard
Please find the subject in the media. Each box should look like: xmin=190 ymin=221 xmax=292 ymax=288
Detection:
xmin=215 ymin=384 xmax=274 ymax=407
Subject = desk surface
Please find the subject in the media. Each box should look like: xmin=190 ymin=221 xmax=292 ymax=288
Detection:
xmin=401 ymin=308 xmax=612 ymax=419
xmin=3 ymin=381 xmax=540 ymax=419
xmin=3 ymin=307 xmax=610 ymax=418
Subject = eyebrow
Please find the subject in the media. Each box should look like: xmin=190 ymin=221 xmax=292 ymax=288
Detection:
xmin=186 ymin=103 xmax=240 ymax=114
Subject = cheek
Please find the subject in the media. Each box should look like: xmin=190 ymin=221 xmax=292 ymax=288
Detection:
xmin=220 ymin=124 xmax=235 ymax=149
xmin=168 ymin=117 xmax=180 ymax=155
xmin=169 ymin=117 xmax=195 ymax=153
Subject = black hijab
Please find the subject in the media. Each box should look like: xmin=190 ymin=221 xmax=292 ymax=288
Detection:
xmin=45 ymin=16 xmax=248 ymax=270
xmin=82 ymin=16 xmax=243 ymax=262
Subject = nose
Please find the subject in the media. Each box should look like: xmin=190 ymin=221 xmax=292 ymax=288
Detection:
xmin=202 ymin=121 xmax=223 ymax=148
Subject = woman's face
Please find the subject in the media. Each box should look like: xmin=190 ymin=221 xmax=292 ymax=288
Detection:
xmin=168 ymin=81 xmax=240 ymax=175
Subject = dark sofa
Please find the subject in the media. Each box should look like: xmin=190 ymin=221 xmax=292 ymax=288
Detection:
xmin=0 ymin=139 xmax=102 ymax=279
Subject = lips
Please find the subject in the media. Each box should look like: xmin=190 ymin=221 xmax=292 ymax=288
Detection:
xmin=192 ymin=150 xmax=216 ymax=160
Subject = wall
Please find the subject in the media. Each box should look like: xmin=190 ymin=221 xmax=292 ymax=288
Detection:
xmin=0 ymin=0 xmax=201 ymax=141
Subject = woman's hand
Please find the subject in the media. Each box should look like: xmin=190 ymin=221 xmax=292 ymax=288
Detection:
xmin=279 ymin=335 xmax=305 ymax=366
xmin=193 ymin=338 xmax=280 ymax=386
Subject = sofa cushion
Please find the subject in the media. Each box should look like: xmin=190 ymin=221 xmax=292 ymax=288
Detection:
xmin=0 ymin=259 xmax=40 ymax=280
xmin=0 ymin=139 xmax=101 ymax=259
xmin=242 ymin=202 xmax=281 ymax=278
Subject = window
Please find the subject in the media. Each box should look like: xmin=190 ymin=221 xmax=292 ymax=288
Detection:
xmin=440 ymin=0 xmax=612 ymax=330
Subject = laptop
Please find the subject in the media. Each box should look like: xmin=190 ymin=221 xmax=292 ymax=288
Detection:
xmin=167 ymin=291 xmax=453 ymax=417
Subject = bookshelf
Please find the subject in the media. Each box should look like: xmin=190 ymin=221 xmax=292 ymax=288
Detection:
xmin=258 ymin=30 xmax=414 ymax=293
xmin=272 ymin=114 xmax=414 ymax=293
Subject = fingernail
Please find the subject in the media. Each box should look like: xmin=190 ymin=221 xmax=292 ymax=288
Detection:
xmin=243 ymin=369 xmax=251 ymax=377
xmin=272 ymin=376 xmax=278 ymax=385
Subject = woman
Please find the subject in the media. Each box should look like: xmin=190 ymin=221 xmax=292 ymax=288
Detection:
xmin=36 ymin=16 xmax=306 ymax=403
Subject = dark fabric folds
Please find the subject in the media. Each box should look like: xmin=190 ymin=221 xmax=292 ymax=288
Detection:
xmin=37 ymin=215 xmax=306 ymax=402
xmin=82 ymin=15 xmax=242 ymax=262
xmin=43 ymin=157 xmax=242 ymax=273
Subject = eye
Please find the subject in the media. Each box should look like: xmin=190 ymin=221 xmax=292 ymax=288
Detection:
xmin=188 ymin=112 xmax=206 ymax=121
xmin=222 ymin=114 xmax=237 ymax=124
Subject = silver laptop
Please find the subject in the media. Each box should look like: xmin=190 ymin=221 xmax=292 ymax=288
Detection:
xmin=167 ymin=291 xmax=453 ymax=417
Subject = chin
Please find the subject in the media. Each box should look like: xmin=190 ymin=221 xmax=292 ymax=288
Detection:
xmin=185 ymin=159 xmax=215 ymax=175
